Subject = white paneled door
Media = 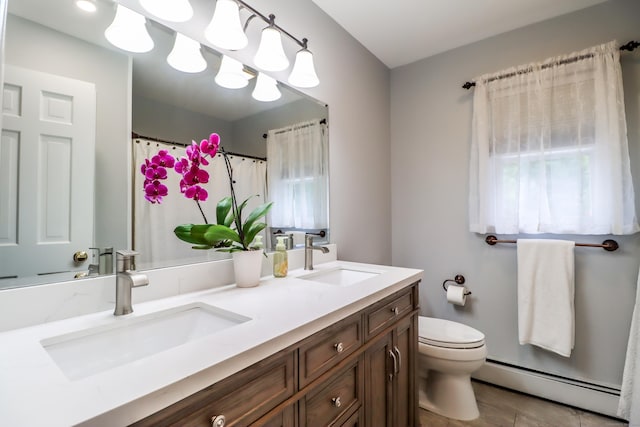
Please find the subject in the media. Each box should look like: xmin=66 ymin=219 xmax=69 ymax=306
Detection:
xmin=0 ymin=65 xmax=96 ymax=280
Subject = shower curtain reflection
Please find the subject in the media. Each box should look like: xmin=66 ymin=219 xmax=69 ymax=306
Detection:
xmin=133 ymin=138 xmax=267 ymax=269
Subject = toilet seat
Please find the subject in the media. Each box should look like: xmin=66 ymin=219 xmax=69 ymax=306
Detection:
xmin=419 ymin=317 xmax=485 ymax=349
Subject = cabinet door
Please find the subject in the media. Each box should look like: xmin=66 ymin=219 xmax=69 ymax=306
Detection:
xmin=364 ymin=331 xmax=393 ymax=427
xmin=392 ymin=314 xmax=417 ymax=427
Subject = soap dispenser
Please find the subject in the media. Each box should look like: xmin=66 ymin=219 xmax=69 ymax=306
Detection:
xmin=253 ymin=235 xmax=264 ymax=250
xmin=273 ymin=236 xmax=288 ymax=278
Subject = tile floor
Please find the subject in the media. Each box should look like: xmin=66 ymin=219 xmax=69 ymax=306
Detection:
xmin=419 ymin=381 xmax=629 ymax=427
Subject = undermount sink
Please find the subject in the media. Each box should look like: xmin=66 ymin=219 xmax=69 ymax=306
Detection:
xmin=300 ymin=267 xmax=381 ymax=286
xmin=41 ymin=303 xmax=250 ymax=380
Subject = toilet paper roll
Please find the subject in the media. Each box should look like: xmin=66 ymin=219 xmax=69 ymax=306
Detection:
xmin=447 ymin=284 xmax=468 ymax=306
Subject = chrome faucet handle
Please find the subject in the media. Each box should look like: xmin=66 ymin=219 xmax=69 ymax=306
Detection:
xmin=116 ymin=249 xmax=139 ymax=272
xmin=116 ymin=249 xmax=139 ymax=258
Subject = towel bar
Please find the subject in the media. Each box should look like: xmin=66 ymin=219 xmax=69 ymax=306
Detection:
xmin=485 ymin=235 xmax=619 ymax=251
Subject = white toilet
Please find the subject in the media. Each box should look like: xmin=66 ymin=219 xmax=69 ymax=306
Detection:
xmin=418 ymin=316 xmax=487 ymax=421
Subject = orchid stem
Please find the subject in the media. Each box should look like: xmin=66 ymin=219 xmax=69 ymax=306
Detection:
xmin=196 ymin=200 xmax=208 ymax=224
xmin=221 ymin=150 xmax=246 ymax=249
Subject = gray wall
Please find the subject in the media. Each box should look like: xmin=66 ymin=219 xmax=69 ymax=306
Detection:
xmin=133 ymin=96 xmax=326 ymax=160
xmin=391 ymin=0 xmax=640 ymax=387
xmin=5 ymin=15 xmax=130 ymax=256
xmin=133 ymin=95 xmax=233 ymax=146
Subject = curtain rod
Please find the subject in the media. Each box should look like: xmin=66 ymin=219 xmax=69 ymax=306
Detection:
xmin=262 ymin=118 xmax=326 ymax=139
xmin=132 ymin=132 xmax=267 ymax=161
xmin=462 ymin=40 xmax=639 ymax=90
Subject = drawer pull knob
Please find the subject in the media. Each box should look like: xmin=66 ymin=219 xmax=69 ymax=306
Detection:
xmin=211 ymin=415 xmax=226 ymax=427
xmin=332 ymin=396 xmax=342 ymax=408
xmin=391 ymin=307 xmax=399 ymax=315
xmin=334 ymin=342 xmax=344 ymax=353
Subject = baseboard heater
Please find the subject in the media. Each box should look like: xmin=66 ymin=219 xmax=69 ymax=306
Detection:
xmin=473 ymin=359 xmax=623 ymax=418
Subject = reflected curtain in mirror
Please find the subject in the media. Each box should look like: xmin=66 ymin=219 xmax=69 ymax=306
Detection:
xmin=266 ymin=119 xmax=328 ymax=230
xmin=133 ymin=138 xmax=267 ymax=268
xmin=469 ymin=41 xmax=638 ymax=235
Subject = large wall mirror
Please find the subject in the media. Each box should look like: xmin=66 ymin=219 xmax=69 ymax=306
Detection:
xmin=0 ymin=0 xmax=329 ymax=289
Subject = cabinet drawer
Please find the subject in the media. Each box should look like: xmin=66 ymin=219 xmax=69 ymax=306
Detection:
xmin=365 ymin=287 xmax=414 ymax=339
xmin=299 ymin=314 xmax=362 ymax=386
xmin=338 ymin=408 xmax=361 ymax=427
xmin=303 ymin=361 xmax=362 ymax=427
xmin=131 ymin=350 xmax=295 ymax=427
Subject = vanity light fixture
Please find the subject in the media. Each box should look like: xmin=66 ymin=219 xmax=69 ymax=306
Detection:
xmin=253 ymin=15 xmax=289 ymax=72
xmin=288 ymin=39 xmax=319 ymax=88
xmin=252 ymin=72 xmax=281 ymax=102
xmin=139 ymin=0 xmax=193 ymax=23
xmin=167 ymin=33 xmax=207 ymax=73
xmin=205 ymin=0 xmax=248 ymax=51
xmin=75 ymin=0 xmax=97 ymax=13
xmin=104 ymin=4 xmax=154 ymax=53
xmin=215 ymin=55 xmax=252 ymax=89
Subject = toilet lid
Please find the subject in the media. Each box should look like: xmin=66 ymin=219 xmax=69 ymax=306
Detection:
xmin=418 ymin=317 xmax=485 ymax=349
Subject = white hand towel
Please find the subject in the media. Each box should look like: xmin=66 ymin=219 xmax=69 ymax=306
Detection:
xmin=517 ymin=239 xmax=575 ymax=357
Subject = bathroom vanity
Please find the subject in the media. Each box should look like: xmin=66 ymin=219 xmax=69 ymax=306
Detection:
xmin=133 ymin=282 xmax=418 ymax=427
xmin=0 ymin=260 xmax=422 ymax=426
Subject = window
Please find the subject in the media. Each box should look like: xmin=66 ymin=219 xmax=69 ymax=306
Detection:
xmin=469 ymin=41 xmax=637 ymax=235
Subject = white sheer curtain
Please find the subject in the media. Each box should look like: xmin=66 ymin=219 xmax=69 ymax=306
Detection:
xmin=267 ymin=119 xmax=328 ymax=229
xmin=133 ymin=138 xmax=267 ymax=268
xmin=469 ymin=41 xmax=638 ymax=235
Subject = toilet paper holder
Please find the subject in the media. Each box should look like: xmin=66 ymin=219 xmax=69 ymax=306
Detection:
xmin=442 ymin=275 xmax=472 ymax=295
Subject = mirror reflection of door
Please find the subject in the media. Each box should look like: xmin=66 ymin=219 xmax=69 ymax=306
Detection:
xmin=0 ymin=65 xmax=96 ymax=281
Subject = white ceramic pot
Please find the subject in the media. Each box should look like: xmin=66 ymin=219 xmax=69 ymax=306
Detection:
xmin=232 ymin=250 xmax=263 ymax=288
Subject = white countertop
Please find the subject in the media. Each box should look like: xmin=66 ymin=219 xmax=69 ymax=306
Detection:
xmin=0 ymin=260 xmax=422 ymax=426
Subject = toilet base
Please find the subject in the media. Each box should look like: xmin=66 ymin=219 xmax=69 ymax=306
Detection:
xmin=419 ymin=371 xmax=480 ymax=421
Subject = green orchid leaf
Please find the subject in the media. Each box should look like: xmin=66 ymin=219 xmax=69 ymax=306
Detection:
xmin=243 ymin=222 xmax=267 ymax=246
xmin=216 ymin=197 xmax=233 ymax=227
xmin=174 ymin=224 xmax=210 ymax=245
xmin=234 ymin=197 xmax=251 ymax=223
xmin=191 ymin=245 xmax=214 ymax=250
xmin=242 ymin=202 xmax=273 ymax=237
xmin=203 ymin=224 xmax=242 ymax=245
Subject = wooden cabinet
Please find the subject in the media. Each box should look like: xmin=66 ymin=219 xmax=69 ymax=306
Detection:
xmin=132 ymin=282 xmax=419 ymax=427
xmin=300 ymin=358 xmax=363 ymax=426
xmin=131 ymin=349 xmax=295 ymax=427
xmin=298 ymin=312 xmax=362 ymax=387
xmin=364 ymin=289 xmax=418 ymax=427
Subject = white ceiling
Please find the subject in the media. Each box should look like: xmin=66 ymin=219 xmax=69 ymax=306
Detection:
xmin=311 ymin=0 xmax=610 ymax=68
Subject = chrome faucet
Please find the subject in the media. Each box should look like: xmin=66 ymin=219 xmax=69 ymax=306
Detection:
xmin=304 ymin=234 xmax=329 ymax=270
xmin=115 ymin=250 xmax=149 ymax=316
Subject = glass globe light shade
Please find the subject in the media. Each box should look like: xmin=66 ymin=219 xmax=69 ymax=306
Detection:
xmin=139 ymin=0 xmax=193 ymax=22
xmin=167 ymin=33 xmax=207 ymax=73
xmin=104 ymin=5 xmax=154 ymax=53
xmin=254 ymin=27 xmax=289 ymax=72
xmin=205 ymin=0 xmax=248 ymax=51
xmin=252 ymin=73 xmax=281 ymax=102
xmin=215 ymin=55 xmax=250 ymax=89
xmin=288 ymin=49 xmax=319 ymax=88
